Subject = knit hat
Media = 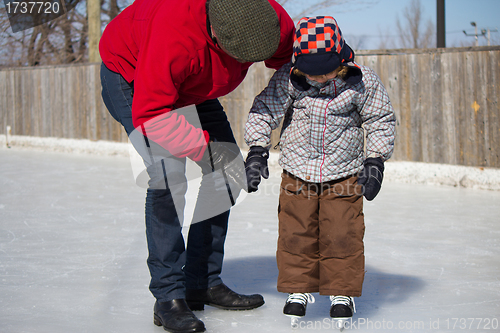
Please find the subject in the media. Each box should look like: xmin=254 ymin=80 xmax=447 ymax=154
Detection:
xmin=208 ymin=0 xmax=281 ymax=62
xmin=292 ymin=16 xmax=362 ymax=85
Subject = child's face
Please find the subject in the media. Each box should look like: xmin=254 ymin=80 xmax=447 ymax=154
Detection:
xmin=305 ymin=67 xmax=342 ymax=83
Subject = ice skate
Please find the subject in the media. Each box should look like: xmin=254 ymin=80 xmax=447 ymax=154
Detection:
xmin=330 ymin=296 xmax=355 ymax=332
xmin=283 ymin=293 xmax=315 ymax=328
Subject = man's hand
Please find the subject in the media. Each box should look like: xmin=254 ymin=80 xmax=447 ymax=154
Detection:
xmin=204 ymin=139 xmax=248 ymax=193
xmin=205 ymin=139 xmax=240 ymax=172
xmin=245 ymin=146 xmax=269 ymax=193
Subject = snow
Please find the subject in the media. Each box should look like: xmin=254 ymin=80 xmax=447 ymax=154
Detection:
xmin=1 ymin=138 xmax=500 ymax=332
xmin=2 ymin=134 xmax=500 ymax=191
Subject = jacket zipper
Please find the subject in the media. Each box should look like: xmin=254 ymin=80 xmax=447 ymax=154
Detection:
xmin=319 ymin=80 xmax=337 ymax=183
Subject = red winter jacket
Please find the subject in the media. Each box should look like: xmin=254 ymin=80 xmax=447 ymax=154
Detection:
xmin=99 ymin=0 xmax=295 ymax=161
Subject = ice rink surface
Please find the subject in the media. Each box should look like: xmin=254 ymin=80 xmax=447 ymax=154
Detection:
xmin=1 ymin=148 xmax=500 ymax=333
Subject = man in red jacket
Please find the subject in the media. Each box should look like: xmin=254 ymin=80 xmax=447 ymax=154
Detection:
xmin=99 ymin=0 xmax=294 ymax=331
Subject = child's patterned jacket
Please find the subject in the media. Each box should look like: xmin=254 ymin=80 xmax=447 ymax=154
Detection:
xmin=245 ymin=62 xmax=396 ymax=183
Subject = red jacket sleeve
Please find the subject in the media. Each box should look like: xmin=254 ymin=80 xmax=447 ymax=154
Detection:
xmin=264 ymin=0 xmax=295 ymax=70
xmin=129 ymin=0 xmax=294 ymax=162
xmin=131 ymin=25 xmax=209 ymax=162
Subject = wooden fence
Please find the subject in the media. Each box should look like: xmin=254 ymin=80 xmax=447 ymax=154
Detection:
xmin=355 ymin=46 xmax=500 ymax=168
xmin=1 ymin=46 xmax=499 ymax=168
xmin=0 ymin=63 xmax=127 ymax=143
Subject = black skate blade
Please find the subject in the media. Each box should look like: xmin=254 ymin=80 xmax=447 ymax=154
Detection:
xmin=333 ymin=318 xmax=349 ymax=332
xmin=287 ymin=315 xmax=302 ymax=329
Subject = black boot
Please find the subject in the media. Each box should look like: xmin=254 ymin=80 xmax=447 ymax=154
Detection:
xmin=329 ymin=296 xmax=356 ymax=318
xmin=186 ymin=283 xmax=265 ymax=310
xmin=283 ymin=293 xmax=315 ymax=317
xmin=153 ymin=299 xmax=206 ymax=333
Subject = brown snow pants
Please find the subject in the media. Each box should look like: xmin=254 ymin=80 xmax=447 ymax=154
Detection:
xmin=277 ymin=171 xmax=365 ymax=297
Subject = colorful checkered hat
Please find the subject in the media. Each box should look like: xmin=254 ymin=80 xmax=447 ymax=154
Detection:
xmin=292 ymin=16 xmax=361 ymax=82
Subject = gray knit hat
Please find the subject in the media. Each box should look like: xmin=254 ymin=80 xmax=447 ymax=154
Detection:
xmin=208 ymin=0 xmax=281 ymax=62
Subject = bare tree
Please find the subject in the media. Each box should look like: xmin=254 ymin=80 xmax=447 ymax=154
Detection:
xmin=278 ymin=0 xmax=377 ymax=21
xmin=343 ymin=34 xmax=369 ymax=50
xmin=376 ymin=25 xmax=397 ymax=50
xmin=1 ymin=4 xmax=84 ymax=66
xmin=1 ymin=0 xmax=374 ymax=67
xmin=278 ymin=0 xmax=378 ymax=50
xmin=394 ymin=0 xmax=435 ymax=49
xmin=0 ymin=0 xmax=124 ymax=67
xmin=490 ymin=32 xmax=500 ymax=46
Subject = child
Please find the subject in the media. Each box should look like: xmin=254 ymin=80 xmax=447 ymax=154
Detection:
xmin=244 ymin=16 xmax=396 ymax=327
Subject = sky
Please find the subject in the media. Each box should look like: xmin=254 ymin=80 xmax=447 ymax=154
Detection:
xmin=284 ymin=0 xmax=500 ymax=50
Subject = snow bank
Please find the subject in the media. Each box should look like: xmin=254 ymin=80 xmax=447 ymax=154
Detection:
xmin=266 ymin=150 xmax=500 ymax=191
xmin=383 ymin=161 xmax=500 ymax=191
xmin=2 ymin=134 xmax=500 ymax=191
xmin=0 ymin=134 xmax=130 ymax=157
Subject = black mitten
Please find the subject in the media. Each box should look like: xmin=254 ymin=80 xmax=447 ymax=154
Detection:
xmin=245 ymin=146 xmax=269 ymax=193
xmin=358 ymin=157 xmax=384 ymax=201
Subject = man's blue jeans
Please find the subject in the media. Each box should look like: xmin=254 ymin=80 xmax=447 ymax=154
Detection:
xmin=100 ymin=63 xmax=235 ymax=302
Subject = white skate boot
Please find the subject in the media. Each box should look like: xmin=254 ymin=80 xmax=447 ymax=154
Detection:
xmin=283 ymin=293 xmax=315 ymax=329
xmin=330 ymin=296 xmax=355 ymax=332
